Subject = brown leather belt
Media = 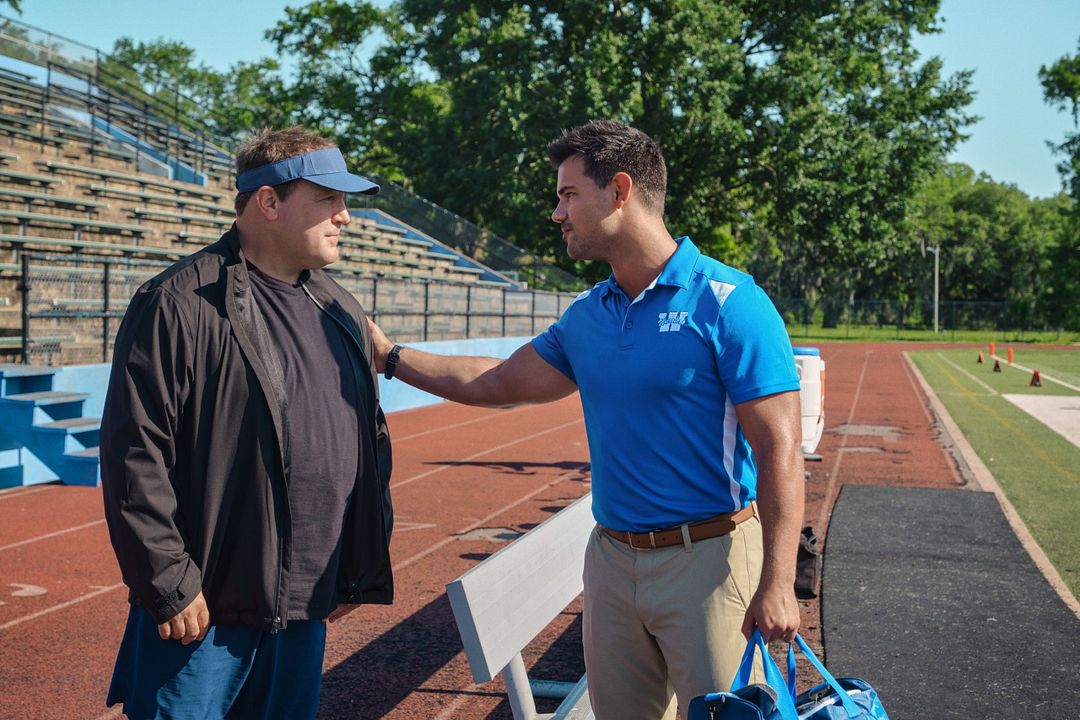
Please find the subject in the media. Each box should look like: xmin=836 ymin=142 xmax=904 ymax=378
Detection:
xmin=600 ymin=504 xmax=755 ymax=550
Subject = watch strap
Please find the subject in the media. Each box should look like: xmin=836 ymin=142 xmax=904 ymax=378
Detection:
xmin=384 ymin=344 xmax=403 ymax=380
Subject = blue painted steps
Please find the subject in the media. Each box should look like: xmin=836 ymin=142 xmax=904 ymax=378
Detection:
xmin=0 ymin=363 xmax=102 ymax=487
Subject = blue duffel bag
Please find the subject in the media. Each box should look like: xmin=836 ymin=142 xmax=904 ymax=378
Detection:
xmin=688 ymin=630 xmax=889 ymax=720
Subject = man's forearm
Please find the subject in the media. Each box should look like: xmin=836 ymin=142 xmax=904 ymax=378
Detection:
xmin=755 ymin=443 xmax=804 ymax=588
xmin=391 ymin=346 xmax=516 ymax=407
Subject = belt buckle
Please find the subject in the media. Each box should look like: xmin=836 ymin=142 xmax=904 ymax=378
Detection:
xmin=628 ymin=531 xmax=656 ymax=550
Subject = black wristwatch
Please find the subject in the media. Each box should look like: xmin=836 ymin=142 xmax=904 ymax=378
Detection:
xmin=384 ymin=344 xmax=403 ymax=380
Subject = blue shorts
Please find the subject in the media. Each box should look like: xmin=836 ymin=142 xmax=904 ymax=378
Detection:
xmin=106 ymin=604 xmax=327 ymax=720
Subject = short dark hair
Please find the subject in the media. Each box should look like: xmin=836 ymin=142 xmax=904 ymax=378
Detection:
xmin=546 ymin=120 xmax=667 ymax=215
xmin=233 ymin=126 xmax=337 ymax=214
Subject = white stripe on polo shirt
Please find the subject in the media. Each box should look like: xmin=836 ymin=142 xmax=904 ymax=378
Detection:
xmin=722 ymin=394 xmax=741 ymax=507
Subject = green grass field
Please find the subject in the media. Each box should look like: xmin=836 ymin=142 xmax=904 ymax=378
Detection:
xmin=910 ymin=348 xmax=1080 ymax=598
xmin=995 ymin=348 xmax=1080 ymax=388
xmin=784 ymin=325 xmax=1080 ymax=344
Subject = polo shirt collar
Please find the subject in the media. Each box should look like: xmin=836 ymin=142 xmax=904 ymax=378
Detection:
xmin=656 ymin=236 xmax=699 ymax=289
xmin=600 ymin=235 xmax=700 ymax=299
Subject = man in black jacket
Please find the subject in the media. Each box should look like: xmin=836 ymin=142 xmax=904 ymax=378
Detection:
xmin=101 ymin=127 xmax=394 ymax=720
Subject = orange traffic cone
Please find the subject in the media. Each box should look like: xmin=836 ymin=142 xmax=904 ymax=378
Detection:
xmin=977 ymin=351 xmax=984 ymax=364
xmin=993 ymin=360 xmax=1001 ymax=373
xmin=1007 ymin=347 xmax=1014 ymax=364
xmin=1030 ymin=369 xmax=1042 ymax=387
xmin=990 ymin=342 xmax=996 ymax=357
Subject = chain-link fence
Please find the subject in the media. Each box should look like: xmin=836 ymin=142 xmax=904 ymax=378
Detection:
xmin=16 ymin=254 xmax=169 ymax=365
xmin=13 ymin=254 xmax=578 ymax=366
xmin=774 ymin=297 xmax=1062 ymax=340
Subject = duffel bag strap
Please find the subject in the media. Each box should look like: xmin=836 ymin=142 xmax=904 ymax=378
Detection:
xmin=793 ymin=634 xmax=861 ymax=719
xmin=730 ymin=630 xmax=799 ymax=720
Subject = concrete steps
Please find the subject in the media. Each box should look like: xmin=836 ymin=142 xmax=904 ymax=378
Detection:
xmin=0 ymin=363 xmax=101 ymax=486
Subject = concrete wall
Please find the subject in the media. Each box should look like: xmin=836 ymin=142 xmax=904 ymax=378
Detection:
xmin=48 ymin=336 xmax=535 ymax=416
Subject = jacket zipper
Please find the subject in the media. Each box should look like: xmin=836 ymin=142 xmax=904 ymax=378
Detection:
xmin=271 ymin=500 xmax=284 ymax=633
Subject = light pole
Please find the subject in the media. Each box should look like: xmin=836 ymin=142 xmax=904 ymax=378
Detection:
xmin=926 ymin=244 xmax=940 ymax=333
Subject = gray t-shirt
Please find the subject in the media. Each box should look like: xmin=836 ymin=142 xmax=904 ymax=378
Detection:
xmin=248 ymin=263 xmax=363 ymax=620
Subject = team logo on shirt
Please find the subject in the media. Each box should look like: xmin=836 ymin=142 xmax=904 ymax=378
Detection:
xmin=657 ymin=311 xmax=688 ymax=332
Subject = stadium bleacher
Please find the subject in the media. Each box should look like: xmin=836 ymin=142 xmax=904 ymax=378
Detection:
xmin=0 ymin=21 xmax=580 ymax=487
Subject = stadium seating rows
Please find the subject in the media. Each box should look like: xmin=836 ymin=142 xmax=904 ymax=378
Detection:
xmin=0 ymin=69 xmax=521 ymax=365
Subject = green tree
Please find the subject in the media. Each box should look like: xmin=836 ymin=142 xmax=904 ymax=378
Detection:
xmin=267 ymin=0 xmax=974 ymax=299
xmin=908 ymin=164 xmax=1073 ymax=329
xmin=1039 ymin=40 xmax=1080 ymax=330
xmin=1041 ymin=39 xmax=1080 ymax=202
xmin=100 ymin=37 xmax=296 ymax=144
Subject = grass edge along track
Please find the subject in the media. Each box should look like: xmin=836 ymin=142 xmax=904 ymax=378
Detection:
xmin=910 ymin=348 xmax=1080 ymax=599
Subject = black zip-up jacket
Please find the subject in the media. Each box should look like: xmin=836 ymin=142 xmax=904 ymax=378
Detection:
xmin=100 ymin=225 xmax=393 ymax=630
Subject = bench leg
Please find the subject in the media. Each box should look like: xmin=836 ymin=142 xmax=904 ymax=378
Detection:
xmin=502 ymin=653 xmax=538 ymax=720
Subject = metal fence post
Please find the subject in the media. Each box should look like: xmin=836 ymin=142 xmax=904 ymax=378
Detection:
xmin=423 ymin=281 xmax=430 ymax=341
xmin=371 ymin=276 xmax=379 ymax=321
xmin=531 ymin=290 xmax=537 ymax=335
xmin=466 ymin=286 xmax=472 ymax=338
xmin=19 ymin=254 xmax=31 ymax=365
xmin=102 ymin=262 xmax=111 ymax=363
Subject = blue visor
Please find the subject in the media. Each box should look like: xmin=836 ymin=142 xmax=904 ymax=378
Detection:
xmin=235 ymin=147 xmax=380 ymax=195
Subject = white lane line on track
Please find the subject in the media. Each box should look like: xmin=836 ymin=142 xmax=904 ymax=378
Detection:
xmin=937 ymin=353 xmax=998 ymax=395
xmin=0 ymin=518 xmax=106 ymax=553
xmin=0 ymin=485 xmax=54 ymax=501
xmin=0 ymin=582 xmax=124 ymax=631
xmin=390 ymin=466 xmax=588 ymax=575
xmin=392 ymin=405 xmax=533 ymax=443
xmin=390 ymin=418 xmax=585 ymax=490
xmin=89 ymin=708 xmax=124 ymax=720
xmin=432 ymin=683 xmax=487 ymax=720
xmin=816 ymin=350 xmax=871 ymax=533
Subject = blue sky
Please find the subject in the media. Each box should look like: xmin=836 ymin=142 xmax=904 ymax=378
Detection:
xmin=9 ymin=0 xmax=1080 ymax=199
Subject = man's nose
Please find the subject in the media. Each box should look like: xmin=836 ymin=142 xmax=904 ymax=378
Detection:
xmin=334 ymin=204 xmax=350 ymax=226
xmin=551 ymin=203 xmax=565 ymax=223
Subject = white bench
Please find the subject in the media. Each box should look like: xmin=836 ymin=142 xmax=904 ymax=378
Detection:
xmin=446 ymin=492 xmax=596 ymax=720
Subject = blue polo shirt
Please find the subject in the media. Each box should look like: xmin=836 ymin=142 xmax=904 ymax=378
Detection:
xmin=532 ymin=237 xmax=798 ymax=532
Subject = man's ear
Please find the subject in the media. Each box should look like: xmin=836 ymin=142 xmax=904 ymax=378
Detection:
xmin=253 ymin=186 xmax=281 ymax=220
xmin=611 ymin=172 xmax=633 ymax=209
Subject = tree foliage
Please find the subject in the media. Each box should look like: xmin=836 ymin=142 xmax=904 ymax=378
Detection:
xmin=100 ymin=37 xmax=296 ymax=144
xmin=96 ymin=2 xmax=1080 ymax=329
xmin=264 ymin=0 xmax=975 ymax=294
xmin=908 ymin=164 xmax=1069 ymax=324
xmin=1039 ymin=39 xmax=1080 ymax=329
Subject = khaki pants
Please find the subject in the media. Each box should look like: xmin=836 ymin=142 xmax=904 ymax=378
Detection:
xmin=582 ymin=515 xmax=764 ymax=720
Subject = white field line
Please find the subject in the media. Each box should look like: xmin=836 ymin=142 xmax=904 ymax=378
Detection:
xmin=432 ymin=684 xmax=490 ymax=720
xmin=0 ymin=582 xmax=125 ymax=631
xmin=0 ymin=518 xmax=106 ymax=553
xmin=393 ymin=405 xmax=533 ymax=443
xmin=0 ymin=485 xmax=53 ymax=501
xmin=992 ymin=355 xmax=1080 ymax=393
xmin=390 ymin=418 xmax=584 ymax=490
xmin=390 ymin=467 xmax=588 ymax=574
xmin=816 ymin=351 xmax=872 ymax=532
xmin=936 ymin=353 xmax=998 ymax=395
xmin=904 ymin=352 xmax=1080 ymax=621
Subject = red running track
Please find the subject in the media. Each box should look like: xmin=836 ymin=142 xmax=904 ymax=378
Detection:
xmin=0 ymin=343 xmax=974 ymax=719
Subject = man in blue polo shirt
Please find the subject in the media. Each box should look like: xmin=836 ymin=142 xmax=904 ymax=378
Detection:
xmin=368 ymin=119 xmax=803 ymax=719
